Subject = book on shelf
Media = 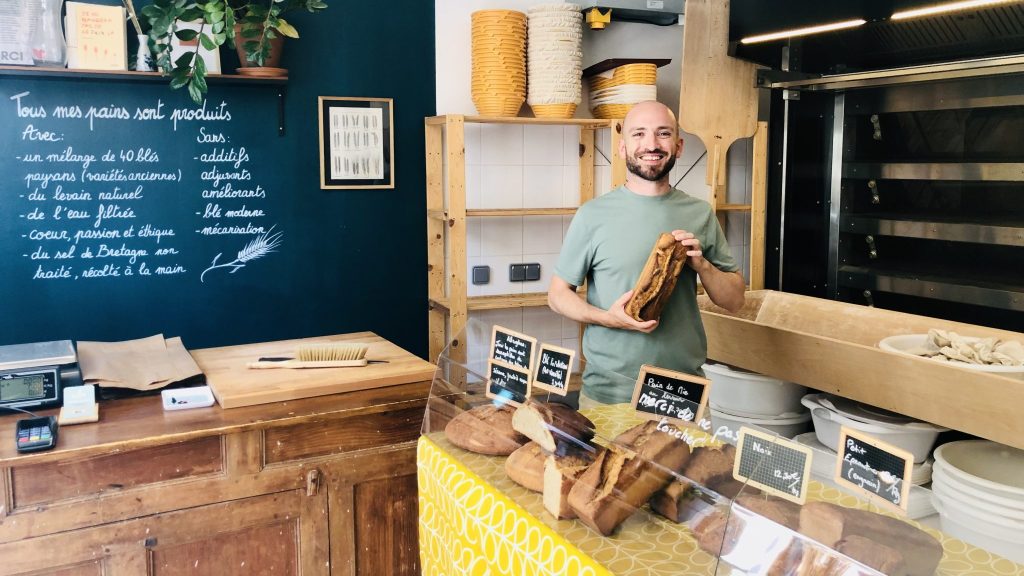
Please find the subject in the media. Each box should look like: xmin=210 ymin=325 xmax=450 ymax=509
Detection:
xmin=66 ymin=1 xmax=126 ymax=71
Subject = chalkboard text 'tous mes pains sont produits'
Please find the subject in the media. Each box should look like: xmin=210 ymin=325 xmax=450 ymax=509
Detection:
xmin=7 ymin=91 xmax=283 ymax=284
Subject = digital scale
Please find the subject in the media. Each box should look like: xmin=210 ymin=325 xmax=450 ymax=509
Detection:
xmin=0 ymin=340 xmax=81 ymax=410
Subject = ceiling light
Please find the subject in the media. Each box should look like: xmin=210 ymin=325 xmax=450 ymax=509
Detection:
xmin=739 ymin=19 xmax=867 ymax=45
xmin=891 ymin=0 xmax=1021 ymax=20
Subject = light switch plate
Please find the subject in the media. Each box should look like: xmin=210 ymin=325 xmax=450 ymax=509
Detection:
xmin=472 ymin=265 xmax=490 ymax=285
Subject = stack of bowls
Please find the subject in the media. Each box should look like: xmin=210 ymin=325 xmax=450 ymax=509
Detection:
xmin=702 ymin=363 xmax=811 ymax=442
xmin=588 ymin=62 xmax=659 ymax=119
xmin=471 ymin=10 xmax=527 ymax=117
xmin=931 ymin=440 xmax=1024 ymax=562
xmin=526 ymin=3 xmax=583 ymax=118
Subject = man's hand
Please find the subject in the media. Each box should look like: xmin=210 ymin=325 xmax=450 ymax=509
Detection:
xmin=671 ymin=229 xmax=709 ymax=273
xmin=605 ymin=290 xmax=659 ymax=333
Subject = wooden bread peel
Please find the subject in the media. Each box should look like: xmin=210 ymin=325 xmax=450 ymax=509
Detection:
xmin=678 ymin=0 xmax=758 ymax=211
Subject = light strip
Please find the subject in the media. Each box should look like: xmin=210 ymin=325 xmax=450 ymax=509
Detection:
xmin=891 ymin=0 xmax=1020 ymax=20
xmin=739 ymin=19 xmax=867 ymax=44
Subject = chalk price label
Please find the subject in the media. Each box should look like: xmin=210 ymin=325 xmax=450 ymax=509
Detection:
xmin=532 ymin=343 xmax=575 ymax=396
xmin=485 ymin=359 xmax=531 ymax=407
xmin=734 ymin=427 xmax=813 ymax=505
xmin=835 ymin=426 xmax=913 ymax=513
xmin=490 ymin=325 xmax=537 ymax=373
xmin=631 ymin=364 xmax=710 ymax=426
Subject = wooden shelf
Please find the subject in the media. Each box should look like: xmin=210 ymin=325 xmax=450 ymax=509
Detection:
xmin=431 ymin=291 xmax=587 ymax=312
xmin=716 ymin=203 xmax=752 ymax=212
xmin=426 ymin=115 xmax=613 ymax=127
xmin=469 ymin=208 xmax=577 ymax=217
xmin=0 ymin=64 xmax=288 ymax=84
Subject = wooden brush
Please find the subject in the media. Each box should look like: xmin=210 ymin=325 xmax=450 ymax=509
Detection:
xmin=247 ymin=343 xmax=373 ymax=369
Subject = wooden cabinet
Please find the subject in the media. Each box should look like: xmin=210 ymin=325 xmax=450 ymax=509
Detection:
xmin=0 ymin=341 xmax=433 ymax=576
xmin=424 ymin=115 xmax=625 ymax=361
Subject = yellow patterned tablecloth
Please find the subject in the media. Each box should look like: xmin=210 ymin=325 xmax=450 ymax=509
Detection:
xmin=418 ymin=403 xmax=1024 ymax=575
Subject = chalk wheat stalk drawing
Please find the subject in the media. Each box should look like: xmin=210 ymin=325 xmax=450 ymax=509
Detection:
xmin=200 ymin=226 xmax=283 ymax=283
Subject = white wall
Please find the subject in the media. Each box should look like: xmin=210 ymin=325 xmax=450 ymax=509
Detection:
xmin=435 ymin=1 xmax=752 ymax=365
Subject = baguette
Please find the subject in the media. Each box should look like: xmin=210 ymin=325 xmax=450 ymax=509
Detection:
xmin=567 ymin=420 xmax=691 ymax=535
xmin=625 ymin=232 xmax=688 ymax=322
xmin=444 ymin=403 xmax=528 ymax=456
xmin=511 ymin=399 xmax=596 ymax=452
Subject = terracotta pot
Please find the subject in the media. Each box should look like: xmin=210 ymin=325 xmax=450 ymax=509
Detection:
xmin=233 ymin=23 xmax=285 ymax=68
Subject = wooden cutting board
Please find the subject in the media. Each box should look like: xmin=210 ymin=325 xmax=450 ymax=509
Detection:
xmin=191 ymin=332 xmax=436 ymax=408
xmin=679 ymin=0 xmax=758 ymax=207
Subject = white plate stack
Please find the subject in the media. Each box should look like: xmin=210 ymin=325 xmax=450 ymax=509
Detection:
xmin=526 ymin=3 xmax=583 ymax=118
xmin=931 ymin=440 xmax=1024 ymax=562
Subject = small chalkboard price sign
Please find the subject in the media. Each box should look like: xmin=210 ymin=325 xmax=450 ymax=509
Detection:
xmin=834 ymin=426 xmax=913 ymax=513
xmin=630 ymin=364 xmax=710 ymax=426
xmin=490 ymin=325 xmax=538 ymax=373
xmin=532 ymin=343 xmax=575 ymax=396
xmin=485 ymin=359 xmax=531 ymax=407
xmin=734 ymin=427 xmax=813 ymax=504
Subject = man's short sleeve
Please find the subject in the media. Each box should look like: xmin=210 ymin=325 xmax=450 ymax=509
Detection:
xmin=703 ymin=212 xmax=740 ymax=273
xmin=554 ymin=210 xmax=593 ymax=287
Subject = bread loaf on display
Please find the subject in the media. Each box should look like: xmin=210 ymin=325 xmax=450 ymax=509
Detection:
xmin=511 ymin=399 xmax=596 ymax=452
xmin=798 ymin=501 xmax=941 ymax=576
xmin=836 ymin=535 xmax=908 ymax=576
xmin=444 ymin=403 xmax=528 ymax=456
xmin=543 ymin=453 xmax=594 ymax=520
xmin=567 ymin=420 xmax=691 ymax=536
xmin=505 ymin=442 xmax=547 ymax=492
xmin=625 ymin=232 xmax=688 ymax=322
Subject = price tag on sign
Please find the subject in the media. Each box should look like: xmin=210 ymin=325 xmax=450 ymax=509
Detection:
xmin=489 ymin=325 xmax=537 ymax=373
xmin=485 ymin=359 xmax=531 ymax=407
xmin=630 ymin=364 xmax=710 ymax=426
xmin=532 ymin=343 xmax=575 ymax=396
xmin=834 ymin=426 xmax=913 ymax=513
xmin=734 ymin=427 xmax=813 ymax=505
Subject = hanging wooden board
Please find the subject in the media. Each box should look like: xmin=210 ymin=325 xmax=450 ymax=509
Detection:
xmin=192 ymin=332 xmax=436 ymax=408
xmin=678 ymin=0 xmax=758 ymax=207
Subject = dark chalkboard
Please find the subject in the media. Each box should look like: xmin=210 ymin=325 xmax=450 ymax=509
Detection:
xmin=835 ymin=426 xmax=913 ymax=512
xmin=490 ymin=325 xmax=537 ymax=372
xmin=486 ymin=360 xmax=530 ymax=407
xmin=532 ymin=343 xmax=574 ymax=396
xmin=631 ymin=364 xmax=710 ymax=426
xmin=735 ymin=427 xmax=813 ymax=504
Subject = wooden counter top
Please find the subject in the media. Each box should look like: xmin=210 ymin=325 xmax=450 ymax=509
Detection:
xmin=0 ymin=333 xmax=435 ymax=465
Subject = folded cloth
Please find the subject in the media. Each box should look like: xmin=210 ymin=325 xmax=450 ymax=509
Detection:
xmin=77 ymin=334 xmax=202 ymax=390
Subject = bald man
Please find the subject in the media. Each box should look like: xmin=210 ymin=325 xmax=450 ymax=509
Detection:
xmin=548 ymin=100 xmax=745 ymax=407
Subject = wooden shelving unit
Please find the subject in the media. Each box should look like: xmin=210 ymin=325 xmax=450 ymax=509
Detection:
xmin=0 ymin=64 xmax=287 ymax=84
xmin=425 ymin=114 xmax=623 ymax=361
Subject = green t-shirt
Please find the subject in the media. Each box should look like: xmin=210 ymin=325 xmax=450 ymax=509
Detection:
xmin=554 ymin=185 xmax=738 ymax=404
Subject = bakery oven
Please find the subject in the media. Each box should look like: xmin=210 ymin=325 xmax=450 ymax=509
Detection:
xmin=729 ymin=1 xmax=1024 ymax=331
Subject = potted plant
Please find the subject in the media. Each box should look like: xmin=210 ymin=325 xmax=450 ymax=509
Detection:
xmin=143 ymin=0 xmax=328 ymax=103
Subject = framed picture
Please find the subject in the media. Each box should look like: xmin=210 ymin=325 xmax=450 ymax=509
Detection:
xmin=318 ymin=96 xmax=394 ymax=189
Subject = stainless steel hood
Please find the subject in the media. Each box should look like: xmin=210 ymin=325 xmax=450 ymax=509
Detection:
xmin=731 ymin=0 xmax=1024 ymax=74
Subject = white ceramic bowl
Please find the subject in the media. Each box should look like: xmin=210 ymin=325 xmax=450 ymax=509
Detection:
xmin=703 ymin=363 xmax=807 ymax=418
xmin=879 ymin=334 xmax=1024 ymax=379
xmin=933 ymin=440 xmax=1024 ymax=501
xmin=931 ymin=489 xmax=1024 ymax=563
xmin=709 ymin=406 xmax=810 ymax=444
xmin=932 ymin=469 xmax=1024 ymax=518
xmin=932 ymin=460 xmax=1024 ymax=510
xmin=793 ymin=431 xmax=934 ymax=486
xmin=801 ymin=394 xmax=944 ymax=463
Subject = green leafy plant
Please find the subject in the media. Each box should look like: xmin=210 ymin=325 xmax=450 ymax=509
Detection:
xmin=143 ymin=0 xmax=328 ymax=104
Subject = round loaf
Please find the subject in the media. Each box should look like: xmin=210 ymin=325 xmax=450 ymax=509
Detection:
xmin=505 ymin=442 xmax=546 ymax=492
xmin=445 ymin=403 xmax=528 ymax=456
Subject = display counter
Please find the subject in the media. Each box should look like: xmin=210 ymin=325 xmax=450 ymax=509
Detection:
xmin=419 ymin=403 xmax=1021 ymax=575
xmin=0 ymin=333 xmax=434 ymax=576
xmin=418 ymin=317 xmax=1024 ymax=575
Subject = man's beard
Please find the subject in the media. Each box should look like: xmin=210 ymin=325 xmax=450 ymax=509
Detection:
xmin=626 ymin=150 xmax=676 ymax=182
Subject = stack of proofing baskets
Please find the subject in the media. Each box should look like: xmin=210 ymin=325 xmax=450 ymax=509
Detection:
xmin=589 ymin=62 xmax=659 ymax=119
xmin=471 ymin=10 xmax=527 ymax=116
xmin=526 ymin=3 xmax=583 ymax=118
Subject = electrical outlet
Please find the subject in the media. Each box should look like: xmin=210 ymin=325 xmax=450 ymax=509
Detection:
xmin=510 ymin=263 xmax=541 ymax=282
xmin=472 ymin=266 xmax=490 ymax=285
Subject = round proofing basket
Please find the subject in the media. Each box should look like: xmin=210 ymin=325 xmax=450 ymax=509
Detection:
xmin=473 ymin=95 xmax=524 ymax=117
xmin=592 ymin=103 xmax=634 ymax=119
xmin=530 ymin=103 xmax=577 ymax=118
